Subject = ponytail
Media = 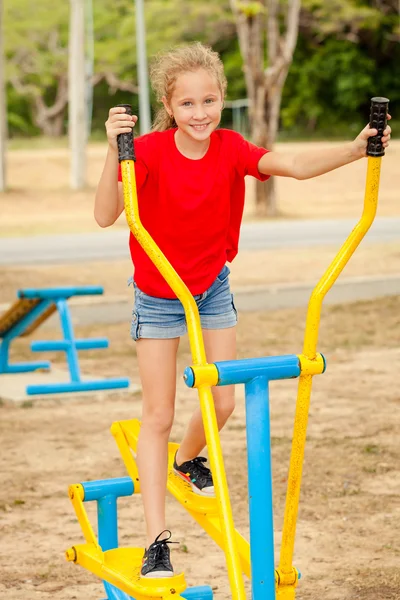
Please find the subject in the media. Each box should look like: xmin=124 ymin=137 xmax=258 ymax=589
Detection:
xmin=152 ymin=108 xmax=177 ymax=132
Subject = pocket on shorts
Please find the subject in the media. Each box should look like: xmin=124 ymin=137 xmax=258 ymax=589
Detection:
xmin=130 ymin=310 xmax=141 ymax=341
xmin=216 ymin=264 xmax=230 ymax=284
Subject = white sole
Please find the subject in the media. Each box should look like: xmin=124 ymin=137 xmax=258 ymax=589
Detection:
xmin=141 ymin=572 xmax=174 ymax=578
xmin=173 ymin=469 xmax=215 ymax=497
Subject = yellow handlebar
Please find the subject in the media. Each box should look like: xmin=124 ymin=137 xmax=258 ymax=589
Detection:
xmin=279 ymin=154 xmax=384 ymax=580
xmin=121 ymin=160 xmax=246 ymax=600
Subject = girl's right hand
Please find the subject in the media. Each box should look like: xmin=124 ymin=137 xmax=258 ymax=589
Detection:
xmin=105 ymin=106 xmax=138 ymax=151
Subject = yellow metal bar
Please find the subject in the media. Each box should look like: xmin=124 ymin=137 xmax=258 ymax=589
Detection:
xmin=274 ymin=566 xmax=299 ymax=599
xmin=67 ymin=544 xmax=187 ymax=600
xmin=279 ymin=156 xmax=383 ymax=579
xmin=197 ymin=384 xmax=246 ymax=594
xmin=110 ymin=422 xmax=141 ymax=493
xmin=303 ymin=156 xmax=382 ymax=360
xmin=187 ymin=364 xmax=219 ymax=387
xmin=121 ymin=162 xmax=205 ymax=365
xmin=276 ymin=586 xmax=296 ymax=600
xmin=297 ymin=353 xmax=325 ymax=376
xmin=113 ymin=419 xmax=252 ymax=577
xmin=121 ymin=160 xmax=245 ymax=600
xmin=68 ymin=484 xmax=99 ymax=548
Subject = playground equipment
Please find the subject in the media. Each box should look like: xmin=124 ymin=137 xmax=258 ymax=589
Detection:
xmin=65 ymin=97 xmax=389 ymax=599
xmin=0 ymin=286 xmax=130 ymax=395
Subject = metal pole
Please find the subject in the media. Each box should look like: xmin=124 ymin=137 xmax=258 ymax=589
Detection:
xmin=69 ymin=0 xmax=87 ymax=189
xmin=135 ymin=0 xmax=151 ymax=133
xmin=245 ymin=376 xmax=276 ymax=600
xmin=85 ymin=0 xmax=94 ymax=140
xmin=0 ymin=0 xmax=7 ymax=191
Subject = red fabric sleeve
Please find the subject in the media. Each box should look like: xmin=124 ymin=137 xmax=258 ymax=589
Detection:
xmin=237 ymin=135 xmax=270 ymax=181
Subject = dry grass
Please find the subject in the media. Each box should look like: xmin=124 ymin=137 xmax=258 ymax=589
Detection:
xmin=1 ymin=139 xmax=399 ymax=237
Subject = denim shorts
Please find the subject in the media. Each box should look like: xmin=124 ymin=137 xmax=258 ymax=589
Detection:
xmin=129 ymin=265 xmax=237 ymax=340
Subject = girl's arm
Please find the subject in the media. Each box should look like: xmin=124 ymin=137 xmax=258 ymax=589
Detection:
xmin=258 ymin=119 xmax=392 ymax=181
xmin=94 ymin=106 xmax=137 ymax=227
xmin=94 ymin=147 xmax=124 ymax=227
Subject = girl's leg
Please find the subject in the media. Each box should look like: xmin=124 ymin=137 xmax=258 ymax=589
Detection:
xmin=176 ymin=326 xmax=236 ymax=464
xmin=136 ymin=337 xmax=180 ymax=546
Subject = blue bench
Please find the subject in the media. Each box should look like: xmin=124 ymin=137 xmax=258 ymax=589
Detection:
xmin=0 ymin=286 xmax=130 ymax=395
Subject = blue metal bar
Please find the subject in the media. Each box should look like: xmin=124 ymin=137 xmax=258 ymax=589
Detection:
xmin=55 ymin=298 xmax=81 ymax=382
xmin=215 ymin=355 xmax=300 ymax=386
xmin=18 ymin=286 xmax=104 ymax=299
xmin=0 ymin=338 xmax=10 ymax=371
xmin=84 ymin=479 xmax=213 ymax=600
xmin=97 ymin=492 xmax=135 ymax=600
xmin=103 ymin=580 xmax=133 ymax=600
xmin=245 ymin=376 xmax=275 ymax=600
xmin=0 ymin=360 xmax=51 ymax=373
xmin=98 ymin=495 xmax=119 ymax=551
xmin=31 ymin=338 xmax=109 ymax=352
xmin=0 ymin=300 xmax=53 ymax=373
xmin=26 ymin=377 xmax=130 ymax=395
xmin=82 ymin=478 xmax=134 ymax=502
xmin=1 ymin=287 xmax=131 ymax=398
xmin=182 ymin=587 xmax=213 ymax=600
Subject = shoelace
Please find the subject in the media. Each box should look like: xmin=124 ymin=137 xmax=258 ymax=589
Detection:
xmin=187 ymin=457 xmax=212 ymax=483
xmin=146 ymin=530 xmax=177 ymax=569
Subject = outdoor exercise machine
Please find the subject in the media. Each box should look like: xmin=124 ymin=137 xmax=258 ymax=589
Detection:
xmin=0 ymin=286 xmax=130 ymax=394
xmin=65 ymin=97 xmax=389 ymax=600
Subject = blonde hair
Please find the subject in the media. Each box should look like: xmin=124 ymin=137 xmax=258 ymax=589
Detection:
xmin=150 ymin=42 xmax=227 ymax=132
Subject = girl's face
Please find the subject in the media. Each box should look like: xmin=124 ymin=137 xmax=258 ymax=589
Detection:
xmin=163 ymin=68 xmax=224 ymax=143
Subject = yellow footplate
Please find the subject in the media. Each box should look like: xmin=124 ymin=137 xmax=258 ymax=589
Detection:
xmin=111 ymin=419 xmax=251 ymax=578
xmin=66 ymin=543 xmax=187 ymax=600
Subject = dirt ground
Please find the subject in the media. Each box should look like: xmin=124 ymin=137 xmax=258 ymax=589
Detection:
xmin=1 ymin=140 xmax=399 ymax=599
xmin=1 ymin=296 xmax=400 ymax=600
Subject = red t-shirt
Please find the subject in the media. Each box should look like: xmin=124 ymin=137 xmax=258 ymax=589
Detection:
xmin=118 ymin=128 xmax=269 ymax=298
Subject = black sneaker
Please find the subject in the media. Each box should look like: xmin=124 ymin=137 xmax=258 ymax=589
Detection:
xmin=140 ymin=530 xmax=176 ymax=578
xmin=173 ymin=453 xmax=215 ymax=496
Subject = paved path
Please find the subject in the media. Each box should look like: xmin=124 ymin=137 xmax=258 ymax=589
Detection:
xmin=1 ymin=217 xmax=399 ymax=266
xmin=1 ymin=274 xmax=396 ymax=329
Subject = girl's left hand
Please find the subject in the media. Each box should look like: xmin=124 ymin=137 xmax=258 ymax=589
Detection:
xmin=352 ymin=114 xmax=392 ymax=158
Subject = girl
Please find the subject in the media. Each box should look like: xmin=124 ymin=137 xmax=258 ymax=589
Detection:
xmin=94 ymin=42 xmax=391 ymax=578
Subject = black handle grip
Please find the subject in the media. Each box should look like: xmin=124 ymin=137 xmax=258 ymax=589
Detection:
xmin=116 ymin=104 xmax=136 ymax=162
xmin=367 ymin=96 xmax=389 ymax=157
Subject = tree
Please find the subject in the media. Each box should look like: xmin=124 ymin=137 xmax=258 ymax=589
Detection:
xmin=281 ymin=0 xmax=400 ymax=134
xmin=0 ymin=0 xmax=6 ymax=190
xmin=230 ymin=0 xmax=301 ymax=216
xmin=3 ymin=0 xmax=235 ymax=136
xmin=5 ymin=0 xmax=70 ymax=136
xmin=69 ymin=0 xmax=86 ymax=189
xmin=4 ymin=0 xmax=141 ymax=136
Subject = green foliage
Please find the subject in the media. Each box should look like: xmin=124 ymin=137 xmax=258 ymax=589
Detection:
xmin=3 ymin=0 xmax=399 ymax=138
xmin=280 ymin=0 xmax=400 ymax=138
xmin=236 ymin=1 xmax=265 ymax=17
xmin=6 ymin=85 xmax=39 ymax=136
xmin=282 ymin=39 xmax=376 ymax=129
xmin=4 ymin=0 xmax=69 ymax=88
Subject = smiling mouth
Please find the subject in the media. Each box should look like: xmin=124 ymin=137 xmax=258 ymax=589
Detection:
xmin=190 ymin=123 xmax=210 ymax=130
